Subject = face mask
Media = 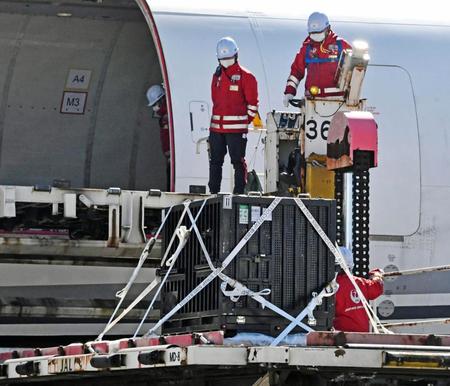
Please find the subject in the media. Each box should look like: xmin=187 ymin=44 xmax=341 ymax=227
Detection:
xmin=151 ymin=104 xmax=161 ymax=118
xmin=219 ymin=58 xmax=235 ymax=68
xmin=310 ymin=31 xmax=326 ymax=42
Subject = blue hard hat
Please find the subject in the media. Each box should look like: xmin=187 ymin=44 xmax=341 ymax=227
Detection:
xmin=339 ymin=247 xmax=354 ymax=270
xmin=146 ymin=84 xmax=165 ymax=106
xmin=308 ymin=12 xmax=330 ymax=33
xmin=216 ymin=37 xmax=239 ymax=59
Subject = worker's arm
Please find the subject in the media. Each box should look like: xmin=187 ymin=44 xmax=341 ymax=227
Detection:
xmin=284 ymin=44 xmax=307 ymax=96
xmin=211 ymin=71 xmax=219 ymax=105
xmin=242 ymin=72 xmax=259 ymax=124
xmin=364 ymin=269 xmax=384 ymax=300
xmin=159 ymin=99 xmax=169 ymax=129
xmin=339 ymin=38 xmax=352 ymax=51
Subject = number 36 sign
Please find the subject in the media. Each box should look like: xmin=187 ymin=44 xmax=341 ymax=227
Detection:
xmin=304 ymin=99 xmax=359 ymax=157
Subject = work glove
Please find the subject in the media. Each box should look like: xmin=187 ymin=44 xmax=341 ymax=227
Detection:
xmin=249 ymin=112 xmax=264 ymax=129
xmin=369 ymin=268 xmax=384 ymax=281
xmin=283 ymin=94 xmax=294 ymax=108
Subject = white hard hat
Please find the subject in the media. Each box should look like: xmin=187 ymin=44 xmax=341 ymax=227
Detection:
xmin=307 ymin=12 xmax=330 ymax=33
xmin=339 ymin=247 xmax=354 ymax=270
xmin=216 ymin=37 xmax=239 ymax=60
xmin=146 ymin=84 xmax=165 ymax=107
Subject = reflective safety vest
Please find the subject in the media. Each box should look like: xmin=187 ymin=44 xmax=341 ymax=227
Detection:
xmin=210 ymin=62 xmax=258 ymax=134
xmin=305 ymin=40 xmax=343 ymax=65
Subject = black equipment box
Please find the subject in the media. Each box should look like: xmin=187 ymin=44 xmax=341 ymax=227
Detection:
xmin=159 ymin=196 xmax=336 ymax=336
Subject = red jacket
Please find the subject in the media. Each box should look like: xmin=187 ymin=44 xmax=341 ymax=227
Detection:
xmin=210 ymin=62 xmax=258 ymax=134
xmin=333 ymin=270 xmax=383 ymax=333
xmin=158 ymin=98 xmax=170 ymax=156
xmin=284 ymin=31 xmax=351 ymax=97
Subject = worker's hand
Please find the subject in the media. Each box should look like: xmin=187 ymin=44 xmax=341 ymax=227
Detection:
xmin=249 ymin=112 xmax=264 ymax=129
xmin=283 ymin=93 xmax=294 ymax=108
xmin=369 ymin=268 xmax=384 ymax=281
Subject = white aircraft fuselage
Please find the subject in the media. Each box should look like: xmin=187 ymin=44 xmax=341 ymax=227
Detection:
xmin=0 ymin=0 xmax=448 ymax=336
xmin=143 ymin=0 xmax=450 ymax=330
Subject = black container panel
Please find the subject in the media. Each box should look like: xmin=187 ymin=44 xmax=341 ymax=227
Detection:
xmin=160 ymin=196 xmax=336 ymax=335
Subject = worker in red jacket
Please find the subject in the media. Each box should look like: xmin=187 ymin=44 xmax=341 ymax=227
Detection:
xmin=334 ymin=247 xmax=384 ymax=332
xmin=209 ymin=37 xmax=259 ymax=194
xmin=283 ymin=12 xmax=351 ymax=106
xmin=147 ymin=84 xmax=170 ymax=191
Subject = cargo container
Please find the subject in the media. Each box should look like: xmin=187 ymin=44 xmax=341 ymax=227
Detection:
xmin=160 ymin=196 xmax=336 ymax=335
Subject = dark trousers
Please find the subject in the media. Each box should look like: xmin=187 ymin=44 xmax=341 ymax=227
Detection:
xmin=208 ymin=131 xmax=247 ymax=194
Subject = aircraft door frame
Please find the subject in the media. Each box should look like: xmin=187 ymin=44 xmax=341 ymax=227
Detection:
xmin=365 ymin=64 xmax=421 ymax=236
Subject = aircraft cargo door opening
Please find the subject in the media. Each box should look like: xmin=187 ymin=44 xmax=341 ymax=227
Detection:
xmin=0 ymin=1 xmax=167 ymax=191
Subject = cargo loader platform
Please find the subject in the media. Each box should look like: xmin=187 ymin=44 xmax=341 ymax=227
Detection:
xmin=1 ymin=331 xmax=450 ymax=385
xmin=0 ymin=185 xmax=207 ymax=265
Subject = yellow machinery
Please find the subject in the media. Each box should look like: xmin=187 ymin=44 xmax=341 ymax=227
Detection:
xmin=305 ymin=153 xmax=335 ymax=199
